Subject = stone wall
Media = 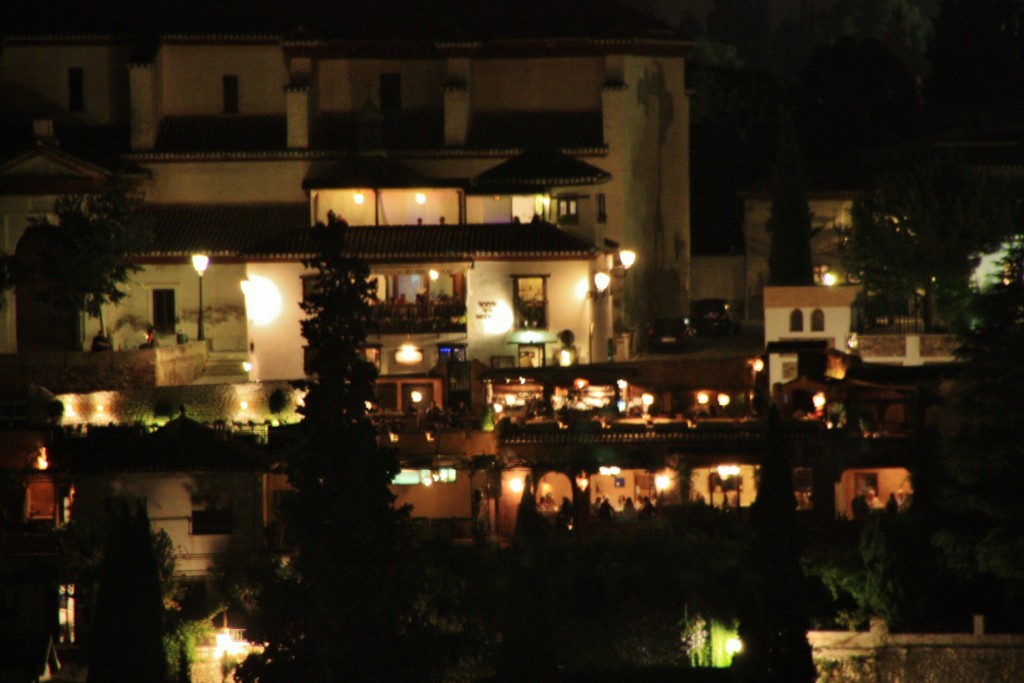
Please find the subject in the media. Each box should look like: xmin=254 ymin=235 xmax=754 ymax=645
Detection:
xmin=809 ymin=618 xmax=1024 ymax=683
xmin=0 ymin=342 xmax=207 ymax=394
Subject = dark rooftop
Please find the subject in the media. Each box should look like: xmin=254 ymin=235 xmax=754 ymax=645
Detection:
xmin=140 ymin=203 xmax=597 ymax=261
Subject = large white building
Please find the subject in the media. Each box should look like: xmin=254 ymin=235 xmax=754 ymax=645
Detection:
xmin=0 ymin=2 xmax=694 ymax=395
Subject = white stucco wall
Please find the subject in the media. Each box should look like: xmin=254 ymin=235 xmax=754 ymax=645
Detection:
xmin=73 ymin=470 xmax=264 ymax=578
xmin=158 ymin=42 xmax=287 ymax=116
xmin=0 ymin=41 xmax=132 ymax=125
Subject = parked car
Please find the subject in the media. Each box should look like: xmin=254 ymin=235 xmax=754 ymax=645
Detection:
xmin=646 ymin=316 xmax=696 ymax=352
xmin=692 ymin=298 xmax=738 ymax=336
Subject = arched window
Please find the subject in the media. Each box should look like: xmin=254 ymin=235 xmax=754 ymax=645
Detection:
xmin=811 ymin=308 xmax=825 ymax=332
xmin=789 ymin=309 xmax=804 ymax=332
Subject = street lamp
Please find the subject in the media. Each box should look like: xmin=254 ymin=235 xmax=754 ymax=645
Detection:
xmin=191 ymin=254 xmax=209 ymax=341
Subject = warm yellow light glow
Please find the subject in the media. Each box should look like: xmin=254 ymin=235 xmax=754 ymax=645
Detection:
xmin=717 ymin=464 xmax=741 ymax=478
xmin=593 ymin=271 xmax=611 ymax=292
xmin=576 ymin=276 xmax=592 ymax=300
xmin=619 ymin=249 xmax=636 ymax=269
xmin=425 ymin=431 xmax=436 ymax=443
xmin=240 ymin=401 xmax=248 ymax=410
xmin=482 ymin=301 xmax=514 ymax=335
xmin=410 ymin=390 xmax=423 ymax=404
xmin=388 ymin=431 xmax=399 ymax=443
xmin=421 ymin=475 xmax=433 ymax=487
xmin=213 ymin=629 xmax=248 ymax=660
xmin=655 ymin=473 xmax=672 ymax=491
xmin=616 ymin=379 xmax=628 ymax=390
xmin=191 ymin=254 xmax=209 ymax=275
xmin=428 ymin=269 xmax=439 ymax=281
xmin=242 ymin=361 xmax=253 ymax=372
xmin=751 ymin=357 xmax=764 ymax=373
xmin=717 ymin=393 xmax=731 ymax=407
xmin=641 ymin=393 xmax=655 ymax=407
xmin=509 ymin=477 xmax=524 ymax=494
xmin=574 ymin=378 xmax=589 ymax=391
xmin=353 ymin=192 xmax=365 ymax=205
xmin=415 ymin=192 xmax=427 ymax=205
xmin=726 ymin=638 xmax=743 ymax=655
xmin=575 ymin=472 xmax=589 ymax=490
xmin=813 ymin=392 xmax=827 ymax=410
xmin=34 ymin=447 xmax=49 ymax=471
xmin=822 ymin=272 xmax=837 ymax=286
xmin=697 ymin=392 xmax=710 ymax=405
xmin=504 ymin=394 xmax=516 ymax=407
xmin=559 ymin=349 xmax=573 ymax=366
xmin=241 ymin=275 xmax=283 ymax=326
xmin=598 ymin=466 xmax=621 ymax=476
xmin=396 ymin=344 xmax=424 ymax=365
xmin=96 ymin=405 xmax=104 ymax=413
xmin=539 ymin=195 xmax=550 ymax=207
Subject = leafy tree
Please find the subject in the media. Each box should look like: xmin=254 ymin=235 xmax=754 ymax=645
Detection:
xmin=87 ymin=503 xmax=169 ymax=682
xmin=767 ymin=109 xmax=814 ymax=286
xmin=236 ymin=215 xmax=411 ymax=681
xmin=732 ymin=410 xmax=816 ymax=683
xmin=934 ymin=239 xmax=1024 ymax=624
xmin=16 ymin=186 xmax=152 ymax=344
xmin=844 ymin=153 xmax=1018 ymax=331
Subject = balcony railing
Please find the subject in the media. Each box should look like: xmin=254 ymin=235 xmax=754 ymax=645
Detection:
xmin=368 ymin=300 xmax=467 ymax=334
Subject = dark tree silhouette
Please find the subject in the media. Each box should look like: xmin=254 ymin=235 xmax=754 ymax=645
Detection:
xmin=767 ymin=109 xmax=814 ymax=287
xmin=934 ymin=239 xmax=1024 ymax=625
xmin=236 ymin=215 xmax=409 ymax=681
xmin=732 ymin=409 xmax=816 ymax=683
xmin=87 ymin=504 xmax=168 ymax=683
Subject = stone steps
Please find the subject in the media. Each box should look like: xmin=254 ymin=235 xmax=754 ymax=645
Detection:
xmin=193 ymin=351 xmax=249 ymax=385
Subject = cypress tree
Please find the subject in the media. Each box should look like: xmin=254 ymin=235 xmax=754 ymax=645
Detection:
xmin=237 ymin=214 xmax=408 ymax=681
xmin=88 ymin=504 xmax=168 ymax=683
xmin=767 ymin=109 xmax=815 ymax=286
xmin=733 ymin=409 xmax=816 ymax=683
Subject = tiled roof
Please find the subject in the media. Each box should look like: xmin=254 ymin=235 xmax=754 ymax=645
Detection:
xmin=71 ymin=418 xmax=268 ymax=473
xmin=139 ymin=202 xmax=596 ymax=261
xmin=140 ymin=203 xmax=309 ymax=257
xmin=155 ymin=116 xmax=287 ymax=153
xmin=469 ymin=112 xmax=605 ymax=149
xmin=243 ymin=222 xmax=597 ymax=261
xmin=303 ymin=156 xmax=435 ymax=190
xmin=473 ymin=149 xmax=611 ymax=188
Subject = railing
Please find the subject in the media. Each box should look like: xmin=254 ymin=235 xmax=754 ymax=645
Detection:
xmin=368 ymin=300 xmax=467 ymax=334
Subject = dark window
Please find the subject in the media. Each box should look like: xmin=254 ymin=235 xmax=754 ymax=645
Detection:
xmin=557 ymin=196 xmax=578 ymax=225
xmin=68 ymin=68 xmax=84 ymax=112
xmin=513 ymin=275 xmax=548 ymax=329
xmin=192 ymin=508 xmax=233 ymax=535
xmin=810 ymin=308 xmax=825 ymax=332
xmin=789 ymin=309 xmax=804 ymax=332
xmin=223 ymin=75 xmax=239 ymax=114
xmin=596 ymin=193 xmax=607 ymax=223
xmin=380 ymin=73 xmax=401 ymax=110
xmin=152 ymin=289 xmax=176 ymax=336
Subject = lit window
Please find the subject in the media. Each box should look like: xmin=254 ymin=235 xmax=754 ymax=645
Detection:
xmin=557 ymin=196 xmax=579 ymax=225
xmin=58 ymin=584 xmax=76 ymax=643
xmin=513 ymin=275 xmax=548 ymax=329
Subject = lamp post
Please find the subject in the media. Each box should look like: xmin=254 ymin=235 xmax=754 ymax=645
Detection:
xmin=191 ymin=254 xmax=209 ymax=341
